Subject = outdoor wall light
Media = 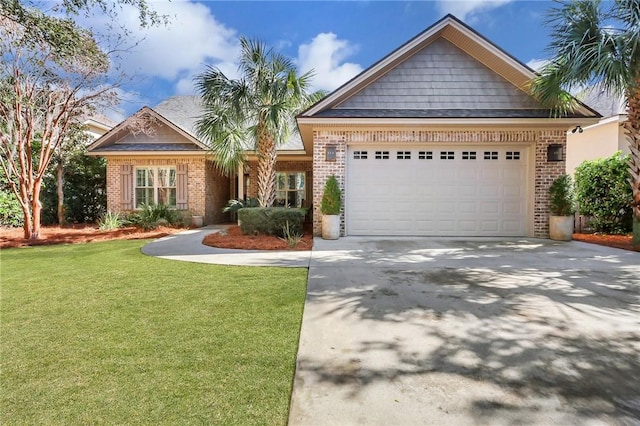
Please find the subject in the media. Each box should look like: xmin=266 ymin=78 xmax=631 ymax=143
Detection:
xmin=570 ymin=125 xmax=583 ymax=134
xmin=325 ymin=145 xmax=337 ymax=162
xmin=547 ymin=144 xmax=563 ymax=162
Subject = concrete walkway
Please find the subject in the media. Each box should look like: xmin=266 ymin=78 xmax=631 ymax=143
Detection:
xmin=289 ymin=237 xmax=640 ymax=425
xmin=141 ymin=225 xmax=312 ymax=267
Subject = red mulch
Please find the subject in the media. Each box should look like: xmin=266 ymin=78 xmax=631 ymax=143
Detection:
xmin=573 ymin=233 xmax=639 ymax=252
xmin=0 ymin=224 xmax=184 ymax=249
xmin=202 ymin=225 xmax=313 ymax=251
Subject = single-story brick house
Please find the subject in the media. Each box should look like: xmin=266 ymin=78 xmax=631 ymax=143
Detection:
xmin=88 ymin=14 xmax=599 ymax=237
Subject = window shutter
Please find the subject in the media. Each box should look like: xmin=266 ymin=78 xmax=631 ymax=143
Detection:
xmin=120 ymin=165 xmax=133 ymax=210
xmin=176 ymin=164 xmax=188 ymax=210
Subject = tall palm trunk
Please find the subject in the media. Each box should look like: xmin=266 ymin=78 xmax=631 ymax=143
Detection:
xmin=624 ymin=76 xmax=640 ymax=245
xmin=255 ymin=122 xmax=277 ymax=207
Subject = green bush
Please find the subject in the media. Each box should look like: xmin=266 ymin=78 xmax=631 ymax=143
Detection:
xmin=574 ymin=153 xmax=632 ymax=234
xmin=549 ymin=174 xmax=575 ymax=216
xmin=321 ymin=175 xmax=342 ymax=215
xmin=238 ymin=207 xmax=304 ymax=237
xmin=125 ymin=203 xmax=182 ymax=230
xmin=40 ymin=154 xmax=107 ymax=225
xmin=98 ymin=211 xmax=122 ymax=231
xmin=0 ymin=189 xmax=23 ymax=227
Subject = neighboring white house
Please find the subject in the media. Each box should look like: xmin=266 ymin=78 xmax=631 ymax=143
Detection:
xmin=566 ymin=88 xmax=628 ymax=175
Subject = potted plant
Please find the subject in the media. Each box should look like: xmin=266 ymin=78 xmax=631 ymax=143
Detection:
xmin=321 ymin=175 xmax=342 ymax=240
xmin=549 ymin=174 xmax=575 ymax=241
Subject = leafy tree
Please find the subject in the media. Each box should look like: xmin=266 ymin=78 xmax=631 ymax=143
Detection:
xmin=0 ymin=1 xmax=164 ymax=239
xmin=40 ymin=147 xmax=107 ymax=225
xmin=575 ymin=153 xmax=633 ymax=234
xmin=531 ymin=0 xmax=640 ymax=244
xmin=0 ymin=13 xmax=114 ymax=239
xmin=195 ymin=37 xmax=321 ymax=207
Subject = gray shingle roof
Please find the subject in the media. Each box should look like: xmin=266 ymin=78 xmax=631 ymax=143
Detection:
xmin=315 ymin=108 xmax=586 ymax=119
xmin=577 ymin=88 xmax=626 ymax=118
xmin=153 ymin=96 xmax=304 ymax=151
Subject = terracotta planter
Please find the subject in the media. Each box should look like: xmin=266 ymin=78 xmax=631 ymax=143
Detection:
xmin=549 ymin=215 xmax=573 ymax=241
xmin=322 ymin=215 xmax=340 ymax=240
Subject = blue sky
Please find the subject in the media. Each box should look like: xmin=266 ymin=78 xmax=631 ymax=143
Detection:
xmin=95 ymin=0 xmax=557 ymax=121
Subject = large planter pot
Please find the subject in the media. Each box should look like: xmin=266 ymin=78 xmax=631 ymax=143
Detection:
xmin=191 ymin=215 xmax=204 ymax=227
xmin=322 ymin=215 xmax=340 ymax=240
xmin=549 ymin=215 xmax=573 ymax=241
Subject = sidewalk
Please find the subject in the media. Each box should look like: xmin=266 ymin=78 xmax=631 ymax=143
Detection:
xmin=141 ymin=225 xmax=312 ymax=268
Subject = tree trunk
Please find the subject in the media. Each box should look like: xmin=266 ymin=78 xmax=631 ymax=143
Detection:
xmin=30 ymin=178 xmax=43 ymax=240
xmin=255 ymin=123 xmax=277 ymax=207
xmin=623 ymin=76 xmax=640 ymax=246
xmin=57 ymin=162 xmax=65 ymax=225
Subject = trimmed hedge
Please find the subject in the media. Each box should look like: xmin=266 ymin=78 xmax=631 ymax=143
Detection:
xmin=575 ymin=153 xmax=632 ymax=234
xmin=238 ymin=207 xmax=304 ymax=237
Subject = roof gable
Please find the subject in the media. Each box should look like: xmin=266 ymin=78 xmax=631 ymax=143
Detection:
xmin=87 ymin=107 xmax=208 ymax=154
xmin=301 ymin=14 xmax=597 ymax=118
xmin=336 ymin=38 xmax=540 ymax=111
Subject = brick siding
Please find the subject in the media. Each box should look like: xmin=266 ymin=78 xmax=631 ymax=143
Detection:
xmin=105 ymin=157 xmax=229 ymax=224
xmin=312 ymin=129 xmax=567 ymax=238
xmin=247 ymin=160 xmax=313 ymax=207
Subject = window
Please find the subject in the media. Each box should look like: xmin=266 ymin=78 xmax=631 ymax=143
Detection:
xmin=418 ymin=151 xmax=433 ymax=160
xmin=375 ymin=151 xmax=390 ymax=159
xmin=440 ymin=151 xmax=455 ymax=160
xmin=462 ymin=151 xmax=477 ymax=160
xmin=484 ymin=151 xmax=498 ymax=160
xmin=353 ymin=150 xmax=368 ymax=159
xmin=506 ymin=151 xmax=521 ymax=160
xmin=275 ymin=172 xmax=305 ymax=208
xmin=135 ymin=167 xmax=176 ymax=208
xmin=397 ymin=151 xmax=411 ymax=160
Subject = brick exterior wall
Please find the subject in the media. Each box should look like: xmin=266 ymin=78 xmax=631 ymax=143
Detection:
xmin=105 ymin=157 xmax=229 ymax=224
xmin=311 ymin=129 xmax=567 ymax=238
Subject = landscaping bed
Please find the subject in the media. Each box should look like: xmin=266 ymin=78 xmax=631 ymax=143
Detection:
xmin=573 ymin=233 xmax=639 ymax=252
xmin=0 ymin=225 xmax=184 ymax=249
xmin=203 ymin=224 xmax=313 ymax=251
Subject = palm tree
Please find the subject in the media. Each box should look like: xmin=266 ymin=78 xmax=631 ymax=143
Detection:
xmin=195 ymin=37 xmax=317 ymax=207
xmin=530 ymin=0 xmax=640 ymax=244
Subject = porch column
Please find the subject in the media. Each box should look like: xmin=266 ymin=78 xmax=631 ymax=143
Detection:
xmin=237 ymin=163 xmax=244 ymax=200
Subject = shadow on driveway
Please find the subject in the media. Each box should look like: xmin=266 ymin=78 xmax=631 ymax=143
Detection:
xmin=289 ymin=237 xmax=640 ymax=425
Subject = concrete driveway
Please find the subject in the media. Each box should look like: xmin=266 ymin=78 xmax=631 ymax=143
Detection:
xmin=289 ymin=237 xmax=640 ymax=426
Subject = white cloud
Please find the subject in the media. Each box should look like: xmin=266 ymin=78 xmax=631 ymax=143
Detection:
xmin=435 ymin=0 xmax=513 ymax=21
xmin=112 ymin=1 xmax=239 ymax=80
xmin=526 ymin=58 xmax=549 ymax=72
xmin=297 ymin=33 xmax=363 ymax=92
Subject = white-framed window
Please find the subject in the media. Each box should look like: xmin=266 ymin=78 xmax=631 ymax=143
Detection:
xmin=275 ymin=172 xmax=305 ymax=208
xmin=135 ymin=167 xmax=177 ymax=208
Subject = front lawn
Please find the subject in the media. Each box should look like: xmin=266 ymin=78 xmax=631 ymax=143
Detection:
xmin=1 ymin=240 xmax=307 ymax=424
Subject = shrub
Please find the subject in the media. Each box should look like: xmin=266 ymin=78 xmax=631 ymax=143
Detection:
xmin=321 ymin=175 xmax=342 ymax=215
xmin=40 ymin=154 xmax=106 ymax=225
xmin=125 ymin=203 xmax=181 ymax=230
xmin=574 ymin=153 xmax=632 ymax=234
xmin=0 ymin=189 xmax=23 ymax=227
xmin=238 ymin=207 xmax=304 ymax=237
xmin=222 ymin=198 xmax=259 ymax=213
xmin=549 ymin=174 xmax=575 ymax=216
xmin=98 ymin=211 xmax=122 ymax=231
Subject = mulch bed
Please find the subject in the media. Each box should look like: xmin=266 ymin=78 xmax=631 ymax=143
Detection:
xmin=0 ymin=225 xmax=184 ymax=249
xmin=202 ymin=225 xmax=313 ymax=251
xmin=573 ymin=233 xmax=639 ymax=252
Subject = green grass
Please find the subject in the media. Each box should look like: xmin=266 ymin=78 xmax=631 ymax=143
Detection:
xmin=0 ymin=240 xmax=307 ymax=425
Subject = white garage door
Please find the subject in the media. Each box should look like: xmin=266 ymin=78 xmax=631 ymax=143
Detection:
xmin=346 ymin=145 xmax=530 ymax=236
